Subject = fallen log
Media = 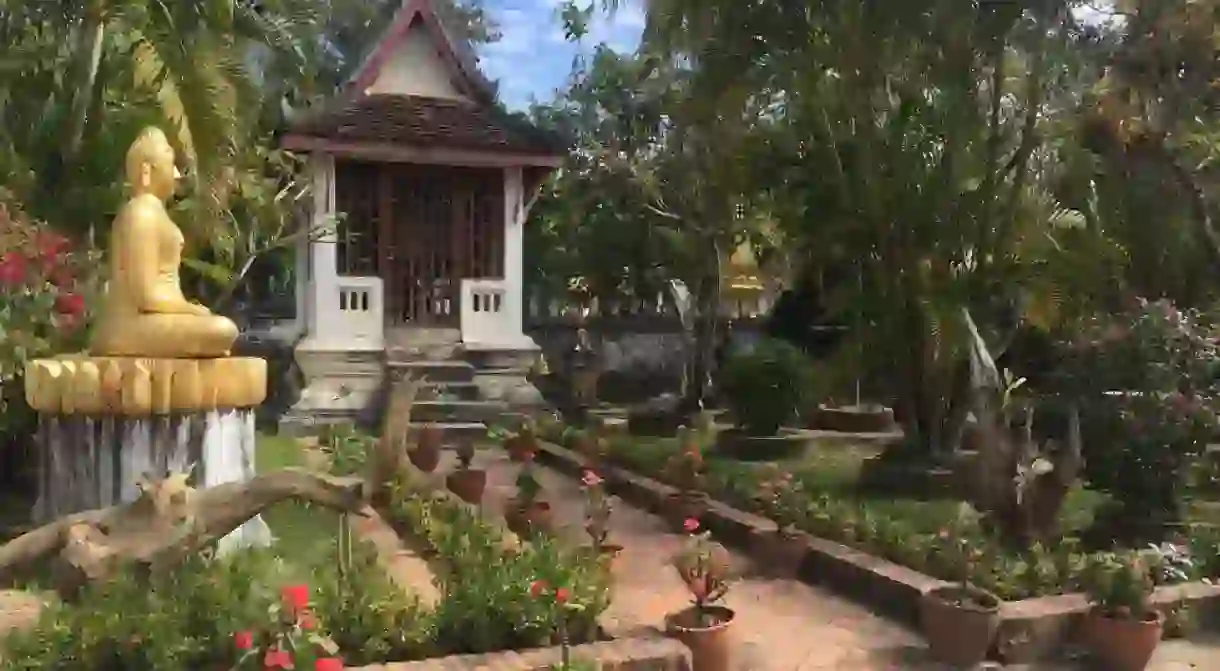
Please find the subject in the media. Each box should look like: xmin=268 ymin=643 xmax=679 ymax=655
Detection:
xmin=0 ymin=468 xmax=366 ymax=599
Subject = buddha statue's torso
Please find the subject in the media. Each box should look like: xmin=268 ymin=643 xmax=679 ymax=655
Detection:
xmin=90 ymin=194 xmax=238 ymax=358
xmin=102 ymin=196 xmax=185 ymax=317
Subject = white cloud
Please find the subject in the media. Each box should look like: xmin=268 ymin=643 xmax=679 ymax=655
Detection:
xmin=478 ymin=0 xmax=644 ymax=109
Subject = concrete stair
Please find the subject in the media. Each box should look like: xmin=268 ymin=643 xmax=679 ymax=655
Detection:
xmin=385 ymin=334 xmax=500 ymax=445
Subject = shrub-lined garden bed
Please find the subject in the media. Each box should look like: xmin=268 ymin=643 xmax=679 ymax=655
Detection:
xmin=0 ymin=460 xmax=613 ymax=670
xmin=541 ymin=424 xmax=1220 ymax=602
xmin=532 ymin=433 xmax=1220 ymax=662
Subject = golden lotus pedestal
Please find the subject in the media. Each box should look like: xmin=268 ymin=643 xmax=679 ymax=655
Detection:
xmin=23 ymin=356 xmax=273 ymax=552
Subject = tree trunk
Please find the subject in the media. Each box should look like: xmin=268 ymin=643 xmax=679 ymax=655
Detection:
xmin=683 ymin=242 xmax=722 ymax=416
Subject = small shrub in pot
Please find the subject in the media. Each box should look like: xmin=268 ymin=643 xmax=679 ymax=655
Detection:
xmin=1080 ymin=550 xmax=1163 ymax=670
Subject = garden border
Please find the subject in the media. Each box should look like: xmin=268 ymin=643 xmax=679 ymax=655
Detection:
xmin=346 ymin=478 xmax=693 ymax=671
xmin=534 ymin=440 xmax=1220 ymax=664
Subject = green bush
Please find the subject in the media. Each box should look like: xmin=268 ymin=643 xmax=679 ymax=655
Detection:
xmin=388 ymin=483 xmax=610 ymax=652
xmin=0 ymin=546 xmax=432 ymax=669
xmin=1 ymin=484 xmax=609 ymax=667
xmin=720 ymin=337 xmax=813 ymax=435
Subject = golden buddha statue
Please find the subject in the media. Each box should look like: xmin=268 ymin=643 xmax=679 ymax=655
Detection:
xmin=90 ymin=127 xmax=239 ymax=358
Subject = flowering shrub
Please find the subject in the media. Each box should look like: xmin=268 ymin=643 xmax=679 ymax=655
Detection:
xmin=1082 ymin=550 xmax=1155 ymax=620
xmin=516 ymin=460 xmax=543 ymax=503
xmin=664 ymin=426 xmax=706 ymax=493
xmin=0 ymin=198 xmax=98 ymax=437
xmin=755 ymin=464 xmax=806 ymax=534
xmin=580 ymin=469 xmax=614 ymax=551
xmin=232 ymin=583 xmax=344 ymax=670
xmin=1057 ymin=298 xmax=1220 ymax=536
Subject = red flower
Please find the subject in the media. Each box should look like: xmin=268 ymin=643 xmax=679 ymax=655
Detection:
xmin=234 ymin=630 xmax=254 ymax=650
xmin=36 ymin=232 xmax=69 ymax=259
xmin=299 ymin=611 xmax=317 ymax=630
xmin=315 ymin=659 xmax=344 ymax=671
xmin=530 ymin=579 xmax=548 ymax=597
xmin=683 ymin=518 xmax=700 ymax=533
xmin=49 ymin=265 xmax=75 ymax=287
xmin=0 ymin=252 xmax=27 ymax=286
xmin=281 ymin=584 xmax=310 ymax=612
xmin=55 ymin=292 xmax=85 ymax=315
xmin=554 ymin=587 xmax=570 ymax=604
xmin=264 ymin=647 xmax=294 ymax=669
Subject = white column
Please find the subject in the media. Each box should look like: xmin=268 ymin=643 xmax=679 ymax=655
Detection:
xmin=293 ymin=225 xmax=309 ymax=334
xmin=306 ymin=154 xmax=338 ymax=344
xmin=503 ymin=167 xmax=525 ymax=340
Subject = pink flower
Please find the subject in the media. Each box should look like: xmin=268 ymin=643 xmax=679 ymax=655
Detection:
xmin=315 ymin=659 xmax=344 ymax=671
xmin=683 ymin=518 xmax=700 ymax=533
xmin=581 ymin=470 xmax=603 ymax=487
xmin=234 ymin=630 xmax=254 ymax=650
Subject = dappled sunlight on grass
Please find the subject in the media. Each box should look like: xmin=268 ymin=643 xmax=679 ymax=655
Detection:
xmin=256 ymin=433 xmax=340 ymax=572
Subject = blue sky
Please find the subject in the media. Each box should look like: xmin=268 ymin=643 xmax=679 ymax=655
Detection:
xmin=474 ymin=0 xmax=645 ymax=110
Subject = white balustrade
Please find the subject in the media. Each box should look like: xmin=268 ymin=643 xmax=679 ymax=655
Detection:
xmin=327 ymin=277 xmax=383 ymax=347
xmin=461 ymin=278 xmax=511 ymax=344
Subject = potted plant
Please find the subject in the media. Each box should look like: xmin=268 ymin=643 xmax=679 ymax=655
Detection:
xmin=661 ymin=426 xmax=709 ymax=532
xmin=752 ymin=465 xmax=809 ymax=577
xmin=408 ymin=423 xmax=442 ymax=473
xmin=445 ymin=441 xmax=486 ymax=504
xmin=506 ymin=458 xmax=553 ymax=536
xmin=1080 ymin=550 xmax=1163 ymax=670
xmin=499 ymin=418 xmax=540 ymax=463
xmin=665 ymin=518 xmax=735 ymax=671
xmin=580 ymin=469 xmax=622 ymax=572
xmin=918 ymin=512 xmax=1001 ymax=666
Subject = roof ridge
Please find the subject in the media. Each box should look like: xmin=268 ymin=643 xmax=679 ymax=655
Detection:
xmin=346 ymin=0 xmax=496 ymax=105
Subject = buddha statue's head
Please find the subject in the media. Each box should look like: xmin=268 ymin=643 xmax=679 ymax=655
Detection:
xmin=126 ymin=126 xmax=181 ymax=201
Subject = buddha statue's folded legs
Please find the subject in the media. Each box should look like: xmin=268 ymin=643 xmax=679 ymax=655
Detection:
xmin=91 ymin=313 xmax=239 ymax=358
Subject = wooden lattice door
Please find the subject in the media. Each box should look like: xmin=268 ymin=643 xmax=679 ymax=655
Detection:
xmin=380 ymin=165 xmax=504 ymax=326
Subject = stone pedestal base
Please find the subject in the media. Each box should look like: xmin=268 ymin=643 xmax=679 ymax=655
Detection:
xmin=33 ymin=410 xmax=271 ymax=552
xmin=24 ymin=355 xmax=272 ymax=554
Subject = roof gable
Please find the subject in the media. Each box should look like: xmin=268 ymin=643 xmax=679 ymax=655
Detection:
xmin=348 ymin=0 xmax=494 ymax=104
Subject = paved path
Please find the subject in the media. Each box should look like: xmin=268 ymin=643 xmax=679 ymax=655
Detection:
xmin=438 ymin=448 xmax=1220 ymax=670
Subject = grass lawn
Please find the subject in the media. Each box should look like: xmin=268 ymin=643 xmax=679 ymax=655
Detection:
xmin=256 ymin=433 xmax=341 ymax=565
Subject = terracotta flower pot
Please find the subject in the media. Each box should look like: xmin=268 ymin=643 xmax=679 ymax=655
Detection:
xmin=410 ymin=426 xmax=442 ymax=473
xmin=665 ymin=605 xmax=735 ymax=671
xmin=919 ymin=585 xmax=1001 ymax=666
xmin=1084 ymin=610 xmax=1164 ymax=671
xmin=664 ymin=492 xmax=709 ymax=533
xmin=752 ymin=529 xmax=808 ymax=578
xmin=445 ymin=468 xmax=487 ymax=504
xmin=506 ymin=500 xmax=553 ymax=536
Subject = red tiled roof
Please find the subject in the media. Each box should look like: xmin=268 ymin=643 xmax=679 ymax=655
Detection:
xmin=287 ymin=94 xmax=565 ymax=156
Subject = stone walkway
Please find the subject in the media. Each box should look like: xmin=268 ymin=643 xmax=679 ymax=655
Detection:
xmin=434 ymin=448 xmax=1220 ymax=670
